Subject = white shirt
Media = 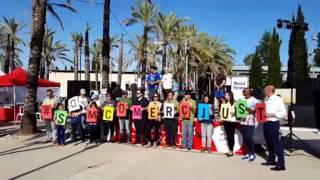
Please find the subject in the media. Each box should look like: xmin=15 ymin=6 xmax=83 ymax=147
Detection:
xmin=161 ymin=73 xmax=173 ymax=90
xmin=240 ymin=96 xmax=259 ymax=126
xmin=264 ymin=94 xmax=287 ymax=122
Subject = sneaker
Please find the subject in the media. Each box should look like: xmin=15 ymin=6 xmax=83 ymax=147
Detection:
xmin=153 ymin=143 xmax=157 ymax=148
xmin=143 ymin=142 xmax=152 ymax=148
xmin=242 ymin=154 xmax=250 ymax=160
xmin=248 ymin=154 xmax=256 ymax=162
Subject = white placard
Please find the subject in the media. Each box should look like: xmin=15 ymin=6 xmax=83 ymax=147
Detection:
xmin=163 ymin=103 xmax=175 ymax=119
xmin=231 ymin=76 xmax=249 ymax=100
xmin=68 ymin=96 xmax=80 ymax=112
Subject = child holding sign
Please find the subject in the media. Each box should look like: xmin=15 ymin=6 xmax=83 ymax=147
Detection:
xmin=87 ymin=102 xmax=101 ymax=144
xmin=219 ymin=91 xmax=237 ymax=157
xmin=54 ymin=103 xmax=68 ymax=146
xmin=146 ymin=93 xmax=162 ymax=147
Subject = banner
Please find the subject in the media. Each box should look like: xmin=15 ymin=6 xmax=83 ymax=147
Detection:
xmin=55 ymin=110 xmax=68 ymax=126
xmin=220 ymin=103 xmax=231 ymax=121
xmin=116 ymin=102 xmax=128 ymax=117
xmin=179 ymin=102 xmax=190 ymax=119
xmin=41 ymin=105 xmax=53 ymax=120
xmin=236 ymin=100 xmax=247 ymax=119
xmin=103 ymin=106 xmax=114 ymax=121
xmin=68 ymin=96 xmax=80 ymax=112
xmin=148 ymin=103 xmax=159 ymax=120
xmin=256 ymin=103 xmax=266 ymax=123
xmin=131 ymin=105 xmax=142 ymax=120
xmin=197 ymin=103 xmax=210 ymax=121
xmin=87 ymin=107 xmax=98 ymax=123
xmin=163 ymin=103 xmax=175 ymax=119
xmin=231 ymin=76 xmax=249 ymax=100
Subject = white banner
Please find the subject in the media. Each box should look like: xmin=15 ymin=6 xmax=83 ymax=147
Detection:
xmin=231 ymin=76 xmax=249 ymax=100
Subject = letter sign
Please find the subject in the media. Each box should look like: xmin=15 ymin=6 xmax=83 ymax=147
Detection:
xmin=236 ymin=100 xmax=248 ymax=119
xmin=41 ymin=105 xmax=53 ymax=120
xmin=117 ymin=102 xmax=128 ymax=117
xmin=55 ymin=110 xmax=68 ymax=126
xmin=220 ymin=103 xmax=231 ymax=121
xmin=163 ymin=103 xmax=175 ymax=119
xmin=197 ymin=103 xmax=210 ymax=121
xmin=68 ymin=96 xmax=80 ymax=112
xmin=256 ymin=103 xmax=266 ymax=123
xmin=103 ymin=106 xmax=114 ymax=121
xmin=179 ymin=102 xmax=190 ymax=119
xmin=131 ymin=105 xmax=142 ymax=120
xmin=87 ymin=107 xmax=98 ymax=123
xmin=148 ymin=103 xmax=159 ymax=120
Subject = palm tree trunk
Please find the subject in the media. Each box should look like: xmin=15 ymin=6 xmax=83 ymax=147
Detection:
xmin=95 ymin=59 xmax=99 ymax=90
xmin=101 ymin=0 xmax=111 ymax=89
xmin=10 ymin=40 xmax=15 ymax=71
xmin=141 ymin=26 xmax=148 ymax=88
xmin=74 ymin=47 xmax=78 ymax=80
xmin=84 ymin=28 xmax=90 ymax=81
xmin=162 ymin=43 xmax=167 ymax=73
xmin=22 ymin=0 xmax=47 ymax=134
xmin=4 ymin=34 xmax=10 ymax=74
xmin=117 ymin=35 xmax=124 ymax=88
xmin=39 ymin=58 xmax=45 ymax=79
xmin=45 ymin=59 xmax=50 ymax=80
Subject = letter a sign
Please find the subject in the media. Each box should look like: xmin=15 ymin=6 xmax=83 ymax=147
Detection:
xmin=87 ymin=107 xmax=98 ymax=123
xmin=179 ymin=102 xmax=190 ymax=119
xmin=163 ymin=103 xmax=175 ymax=119
xmin=41 ymin=105 xmax=53 ymax=120
xmin=116 ymin=102 xmax=127 ymax=117
xmin=131 ymin=105 xmax=142 ymax=120
xmin=103 ymin=106 xmax=114 ymax=121
xmin=236 ymin=100 xmax=247 ymax=119
xmin=197 ymin=103 xmax=210 ymax=121
xmin=256 ymin=103 xmax=266 ymax=123
xmin=220 ymin=103 xmax=231 ymax=121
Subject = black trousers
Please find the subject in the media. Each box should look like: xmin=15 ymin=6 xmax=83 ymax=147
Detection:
xmin=71 ymin=122 xmax=85 ymax=142
xmin=102 ymin=121 xmax=114 ymax=141
xmin=147 ymin=120 xmax=161 ymax=144
xmin=164 ymin=118 xmax=177 ymax=146
xmin=89 ymin=124 xmax=98 ymax=143
xmin=223 ymin=121 xmax=237 ymax=151
xmin=134 ymin=119 xmax=148 ymax=144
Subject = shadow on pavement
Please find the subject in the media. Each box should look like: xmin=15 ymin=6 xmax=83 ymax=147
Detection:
xmin=0 ymin=144 xmax=53 ymax=157
xmin=0 ymin=140 xmax=49 ymax=155
xmin=8 ymin=144 xmax=100 ymax=180
xmin=282 ymin=138 xmax=320 ymax=159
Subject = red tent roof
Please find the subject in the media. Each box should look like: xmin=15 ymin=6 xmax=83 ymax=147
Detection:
xmin=0 ymin=67 xmax=60 ymax=87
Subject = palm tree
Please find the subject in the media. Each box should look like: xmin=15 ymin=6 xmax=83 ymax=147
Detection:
xmin=124 ymin=0 xmax=158 ymax=87
xmin=2 ymin=17 xmax=26 ymax=72
xmin=91 ymin=39 xmax=102 ymax=90
xmin=84 ymin=23 xmax=90 ymax=81
xmin=117 ymin=35 xmax=124 ymax=88
xmin=71 ymin=32 xmax=82 ymax=80
xmin=126 ymin=34 xmax=144 ymax=75
xmin=154 ymin=12 xmax=184 ymax=71
xmin=101 ymin=0 xmax=111 ymax=88
xmin=22 ymin=0 xmax=75 ymax=134
xmin=41 ymin=27 xmax=71 ymax=79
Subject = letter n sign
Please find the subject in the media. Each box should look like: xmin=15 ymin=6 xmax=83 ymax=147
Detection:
xmin=164 ymin=103 xmax=175 ymax=119
xmin=256 ymin=103 xmax=266 ymax=123
xmin=41 ymin=105 xmax=53 ymax=120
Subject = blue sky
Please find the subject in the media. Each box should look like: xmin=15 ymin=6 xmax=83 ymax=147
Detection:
xmin=1 ymin=0 xmax=319 ymax=70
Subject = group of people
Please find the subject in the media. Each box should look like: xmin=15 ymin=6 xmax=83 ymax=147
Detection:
xmin=41 ymin=80 xmax=287 ymax=171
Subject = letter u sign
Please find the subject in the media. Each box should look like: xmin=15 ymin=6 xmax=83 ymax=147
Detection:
xmin=220 ymin=103 xmax=231 ymax=121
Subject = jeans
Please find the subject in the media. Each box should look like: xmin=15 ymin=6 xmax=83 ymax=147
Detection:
xmin=148 ymin=89 xmax=158 ymax=101
xmin=119 ymin=119 xmax=130 ymax=143
xmin=223 ymin=121 xmax=237 ymax=151
xmin=147 ymin=120 xmax=161 ymax=145
xmin=164 ymin=119 xmax=177 ymax=146
xmin=263 ymin=121 xmax=285 ymax=167
xmin=56 ymin=125 xmax=65 ymax=145
xmin=240 ymin=125 xmax=255 ymax=155
xmin=182 ymin=121 xmax=194 ymax=149
xmin=45 ymin=121 xmax=56 ymax=141
xmin=201 ymin=122 xmax=213 ymax=148
xmin=71 ymin=122 xmax=85 ymax=143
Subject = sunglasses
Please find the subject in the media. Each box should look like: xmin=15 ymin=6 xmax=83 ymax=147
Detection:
xmin=154 ymin=96 xmax=159 ymax=98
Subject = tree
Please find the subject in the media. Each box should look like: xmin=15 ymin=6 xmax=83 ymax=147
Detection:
xmin=84 ymin=23 xmax=90 ymax=81
xmin=71 ymin=32 xmax=82 ymax=80
xmin=117 ymin=35 xmax=124 ymax=88
xmin=267 ymin=28 xmax=282 ymax=88
xmin=287 ymin=5 xmax=309 ymax=88
xmin=101 ymin=0 xmax=111 ymax=88
xmin=91 ymin=39 xmax=102 ymax=90
xmin=22 ymin=0 xmax=75 ymax=134
xmin=2 ymin=17 xmax=26 ymax=72
xmin=256 ymin=31 xmax=271 ymax=66
xmin=249 ymin=50 xmax=263 ymax=89
xmin=314 ymin=32 xmax=320 ymax=66
xmin=124 ymin=0 xmax=158 ymax=87
xmin=243 ymin=53 xmax=255 ymax=65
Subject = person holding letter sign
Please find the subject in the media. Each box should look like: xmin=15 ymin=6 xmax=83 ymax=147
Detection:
xmin=240 ymin=88 xmax=259 ymax=162
xmin=163 ymin=91 xmax=179 ymax=148
xmin=181 ymin=91 xmax=197 ymax=150
xmin=132 ymin=89 xmax=149 ymax=146
xmin=42 ymin=89 xmax=58 ymax=143
xmin=199 ymin=95 xmax=217 ymax=153
xmin=146 ymin=93 xmax=162 ymax=147
xmin=102 ymin=93 xmax=117 ymax=142
xmin=262 ymin=85 xmax=287 ymax=171
xmin=118 ymin=91 xmax=132 ymax=144
xmin=87 ymin=102 xmax=101 ymax=144
xmin=220 ymin=91 xmax=237 ymax=157
xmin=54 ymin=103 xmax=67 ymax=146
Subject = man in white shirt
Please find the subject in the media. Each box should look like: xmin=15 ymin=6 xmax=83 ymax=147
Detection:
xmin=161 ymin=67 xmax=173 ymax=99
xmin=262 ymin=85 xmax=287 ymax=171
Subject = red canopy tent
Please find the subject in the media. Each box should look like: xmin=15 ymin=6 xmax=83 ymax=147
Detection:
xmin=0 ymin=67 xmax=60 ymax=87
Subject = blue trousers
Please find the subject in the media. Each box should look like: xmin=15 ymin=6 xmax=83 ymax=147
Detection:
xmin=56 ymin=125 xmax=65 ymax=145
xmin=263 ymin=121 xmax=285 ymax=167
xmin=240 ymin=125 xmax=255 ymax=155
xmin=182 ymin=121 xmax=194 ymax=149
